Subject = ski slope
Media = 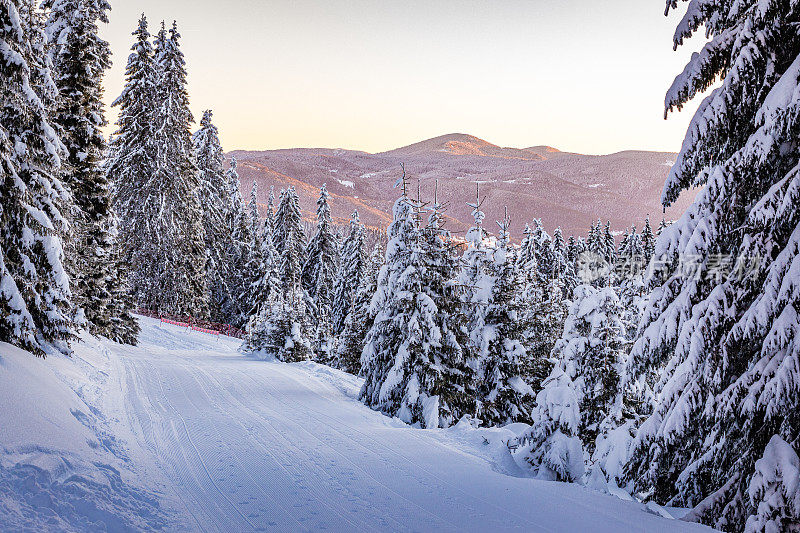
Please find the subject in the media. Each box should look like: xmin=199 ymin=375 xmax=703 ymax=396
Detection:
xmin=1 ymin=317 xmax=713 ymax=532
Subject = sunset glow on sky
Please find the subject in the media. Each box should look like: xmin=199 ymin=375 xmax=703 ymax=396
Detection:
xmin=100 ymin=0 xmax=707 ymax=155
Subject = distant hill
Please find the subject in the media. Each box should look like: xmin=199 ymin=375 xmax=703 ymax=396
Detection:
xmin=229 ymin=133 xmax=694 ymax=240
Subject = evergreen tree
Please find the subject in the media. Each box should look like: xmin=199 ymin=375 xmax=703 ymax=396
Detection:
xmin=586 ymin=219 xmax=600 ymax=254
xmin=331 ymin=210 xmax=366 ymax=333
xmin=550 ymin=227 xmax=567 ymax=281
xmin=744 ymin=435 xmax=800 ymax=533
xmin=360 ymin=187 xmax=473 ymax=428
xmin=518 ymin=271 xmax=564 ymax=393
xmin=224 ymin=157 xmax=253 ymax=326
xmin=460 ymin=185 xmax=493 ymax=380
xmin=244 ymin=286 xmax=312 ymax=362
xmin=657 ymin=217 xmax=668 ymax=236
xmin=0 ymin=0 xmax=73 ymax=355
xmin=616 ymin=226 xmax=647 ymax=344
xmin=302 ymin=184 xmax=340 ymax=354
xmin=246 ymin=185 xmax=281 ymax=322
xmin=244 ymin=181 xmax=266 ymax=313
xmin=154 ymin=21 xmax=208 ymax=316
xmin=109 ymin=17 xmax=208 ymax=317
xmin=625 ymin=3 xmax=800 ymax=530
xmin=274 ymin=186 xmax=306 ymax=286
xmin=44 ymin=0 xmax=134 ymax=341
xmin=333 ymin=243 xmax=383 ymax=374
xmin=108 ymin=13 xmax=158 ymax=242
xmin=601 ymin=220 xmax=615 ymax=265
xmin=517 ymin=223 xmax=534 ymax=269
xmin=105 ymin=213 xmax=140 ymax=343
xmin=514 ymin=284 xmax=630 ymax=485
xmin=247 ymin=181 xmax=262 ymax=256
xmin=193 ymin=109 xmax=234 ymax=322
xmin=476 ymin=215 xmax=535 ymax=425
xmin=641 ymin=217 xmax=655 ymax=266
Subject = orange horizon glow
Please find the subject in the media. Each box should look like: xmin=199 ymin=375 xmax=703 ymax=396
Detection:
xmin=100 ymin=0 xmax=705 ymax=156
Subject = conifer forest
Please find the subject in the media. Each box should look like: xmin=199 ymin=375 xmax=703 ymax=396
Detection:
xmin=1 ymin=1 xmax=799 ymax=532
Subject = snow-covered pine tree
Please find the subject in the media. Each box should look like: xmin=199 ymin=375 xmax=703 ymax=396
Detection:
xmin=243 ymin=285 xmax=312 ymax=362
xmin=536 ymin=223 xmax=554 ymax=282
xmin=44 ymin=0 xmax=133 ymax=341
xmin=152 ymin=21 xmax=208 ymax=317
xmin=640 ymin=217 xmax=655 ymax=266
xmin=193 ymin=109 xmax=236 ymax=323
xmin=104 ymin=212 xmax=140 ymax=344
xmin=331 ymin=210 xmax=366 ymax=333
xmin=744 ymin=435 xmax=800 ymax=533
xmin=514 ymin=284 xmax=629 ymax=484
xmin=616 ymin=226 xmax=647 ymax=344
xmin=418 ymin=186 xmax=475 ymax=424
xmin=625 ymin=2 xmax=800 ymax=530
xmin=247 ymin=185 xmax=281 ymax=322
xmin=360 ymin=183 xmax=473 ymax=428
xmin=274 ymin=186 xmax=306 ymax=286
xmin=109 ymin=16 xmax=208 ymax=318
xmin=301 ymin=184 xmax=340 ymax=355
xmin=476 ymin=214 xmax=535 ymax=425
xmin=244 ymin=185 xmax=313 ymax=361
xmin=601 ymin=220 xmax=615 ymax=266
xmin=564 ymin=234 xmax=584 ymax=294
xmin=223 ymin=157 xmax=253 ymax=326
xmin=108 ymin=14 xmax=158 ymax=277
xmin=333 ymin=242 xmax=382 ymax=374
xmin=518 ymin=257 xmax=564 ymax=394
xmin=657 ymin=217 xmax=668 ymax=236
xmin=247 ymin=181 xmax=262 ymax=257
xmin=550 ymin=227 xmax=568 ymax=281
xmin=586 ymin=219 xmax=600 ymax=255
xmin=460 ymin=184 xmax=493 ymax=379
xmin=0 ymin=0 xmax=73 ymax=355
xmin=517 ymin=223 xmax=534 ymax=269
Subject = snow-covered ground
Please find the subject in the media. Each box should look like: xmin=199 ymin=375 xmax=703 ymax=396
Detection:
xmin=0 ymin=317 xmax=713 ymax=532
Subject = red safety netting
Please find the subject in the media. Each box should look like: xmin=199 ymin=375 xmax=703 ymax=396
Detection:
xmin=134 ymin=309 xmax=245 ymax=339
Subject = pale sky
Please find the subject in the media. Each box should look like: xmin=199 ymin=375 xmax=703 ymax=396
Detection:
xmin=99 ymin=0 xmax=705 ymax=155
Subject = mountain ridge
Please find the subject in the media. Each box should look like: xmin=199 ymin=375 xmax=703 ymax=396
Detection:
xmin=228 ymin=133 xmax=690 ymax=239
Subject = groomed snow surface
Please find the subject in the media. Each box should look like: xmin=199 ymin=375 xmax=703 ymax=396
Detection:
xmin=0 ymin=317 xmax=712 ymax=532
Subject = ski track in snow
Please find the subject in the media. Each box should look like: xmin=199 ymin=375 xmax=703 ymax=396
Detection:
xmin=3 ymin=317 xmax=714 ymax=532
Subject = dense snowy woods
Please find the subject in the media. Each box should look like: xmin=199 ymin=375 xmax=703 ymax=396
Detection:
xmin=2 ymin=0 xmax=800 ymax=531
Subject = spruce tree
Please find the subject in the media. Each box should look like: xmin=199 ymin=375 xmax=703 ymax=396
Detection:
xmin=744 ymin=435 xmax=800 ymax=533
xmin=109 ymin=17 xmax=208 ymax=318
xmin=244 ymin=286 xmax=313 ymax=362
xmin=302 ymin=184 xmax=340 ymax=355
xmin=44 ymin=0 xmax=133 ymax=341
xmin=245 ymin=187 xmax=312 ymax=360
xmin=333 ymin=243 xmax=382 ymax=374
xmin=225 ymin=157 xmax=253 ymax=326
xmin=1 ymin=0 xmax=73 ymax=355
xmin=331 ymin=210 xmax=366 ymax=333
xmin=247 ymin=185 xmax=280 ymax=322
xmin=550 ymin=227 xmax=567 ymax=281
xmin=601 ymin=220 xmax=615 ymax=265
xmin=514 ymin=284 xmax=629 ymax=484
xmin=476 ymin=216 xmax=535 ymax=425
xmin=418 ymin=190 xmax=475 ymax=425
xmin=460 ymin=185 xmax=492 ymax=378
xmin=247 ymin=181 xmax=262 ymax=256
xmin=193 ymin=109 xmax=234 ymax=322
xmin=360 ymin=187 xmax=473 ymax=428
xmin=625 ymin=2 xmax=800 ymax=530
xmin=274 ymin=187 xmax=306 ymax=285
xmin=641 ymin=217 xmax=655 ymax=266
xmin=153 ymin=21 xmax=208 ymax=316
